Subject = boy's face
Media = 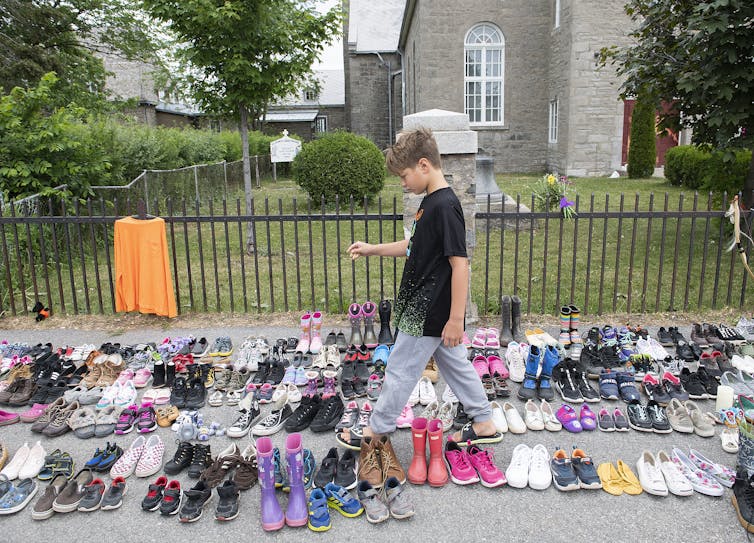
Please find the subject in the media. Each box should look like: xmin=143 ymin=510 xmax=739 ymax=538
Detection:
xmin=397 ymin=158 xmax=431 ymax=194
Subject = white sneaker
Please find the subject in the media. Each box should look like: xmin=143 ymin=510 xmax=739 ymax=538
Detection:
xmin=490 ymin=401 xmax=508 ymax=433
xmin=524 ymin=400 xmax=544 ymax=431
xmin=114 ymin=380 xmax=137 ymax=407
xmin=502 ymin=401 xmax=526 ymax=434
xmin=528 ymin=444 xmax=553 ymax=490
xmin=408 ymin=379 xmax=421 ymax=406
xmin=657 ymin=450 xmax=693 ymax=496
xmin=505 ymin=443 xmax=532 ymax=488
xmin=134 ymin=434 xmax=165 ymax=478
xmin=418 ymin=376 xmax=436 ymax=406
xmin=419 ymin=400 xmax=439 ymax=420
xmin=506 ymin=342 xmax=526 ymax=383
xmin=0 ymin=442 xmax=29 ymax=480
xmin=17 ymin=441 xmax=45 ymax=480
xmin=647 ymin=337 xmax=670 ymax=360
xmin=437 ymin=401 xmax=455 ymax=432
xmin=636 ymin=450 xmax=668 ymax=496
xmin=272 ymin=384 xmax=287 ymax=403
xmin=286 ymin=383 xmax=302 ymax=403
xmin=671 ymin=448 xmax=723 ymax=497
xmin=540 ymin=400 xmax=562 ymax=431
xmin=441 ymin=385 xmax=458 ymax=404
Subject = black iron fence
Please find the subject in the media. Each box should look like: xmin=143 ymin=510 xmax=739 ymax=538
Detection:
xmin=0 ymin=192 xmax=750 ymax=318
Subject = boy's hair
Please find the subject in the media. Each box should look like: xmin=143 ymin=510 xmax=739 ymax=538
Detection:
xmin=385 ymin=128 xmax=442 ymax=174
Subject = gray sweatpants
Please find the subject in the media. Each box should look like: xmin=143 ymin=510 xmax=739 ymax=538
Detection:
xmin=369 ymin=331 xmax=492 ymax=434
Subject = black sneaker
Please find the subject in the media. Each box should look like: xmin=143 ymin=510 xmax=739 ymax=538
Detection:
xmin=340 ymin=378 xmax=356 ymax=400
xmin=626 ymin=401 xmax=653 ymax=432
xmin=733 ymin=469 xmax=754 ymax=534
xmin=310 ymin=395 xmax=345 ymax=432
xmin=165 ymin=441 xmax=194 ymax=475
xmin=696 ymin=367 xmax=718 ymax=398
xmin=334 ymin=449 xmax=357 ymax=490
xmin=265 ymin=361 xmax=285 ymax=385
xmin=352 ymin=377 xmax=367 ymax=397
xmin=669 ymin=326 xmax=687 ymax=345
xmin=314 ymin=447 xmax=338 ymax=489
xmin=676 ymin=341 xmax=697 ymax=362
xmin=642 ymin=376 xmax=671 ymax=406
xmin=657 ymin=327 xmax=674 ymax=346
xmin=188 ymin=444 xmax=212 ymax=479
xmin=179 ymin=480 xmax=212 ymax=523
xmin=341 ymin=360 xmax=355 ymax=382
xmin=662 ymin=373 xmax=689 ymax=402
xmin=646 ymin=400 xmax=672 ymax=433
xmin=679 ymin=368 xmax=708 ymax=399
xmin=284 ymin=394 xmax=322 ymax=432
xmin=598 ymin=344 xmax=621 ymax=369
xmin=555 ymin=364 xmax=582 ymax=403
xmin=251 ymin=361 xmax=270 ymax=385
xmin=453 ymin=403 xmax=469 ymax=430
xmin=214 ymin=480 xmax=240 ymax=522
xmin=184 ymin=378 xmax=206 ymax=409
xmin=354 ymin=360 xmax=370 ymax=383
xmin=160 ymin=480 xmax=183 ymax=515
xmin=575 ymin=370 xmax=600 ymax=402
xmin=170 ymin=377 xmax=188 ymax=409
xmin=142 ymin=476 xmax=168 ymax=511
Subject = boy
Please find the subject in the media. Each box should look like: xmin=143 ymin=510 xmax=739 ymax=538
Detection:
xmin=345 ymin=128 xmax=500 ymax=488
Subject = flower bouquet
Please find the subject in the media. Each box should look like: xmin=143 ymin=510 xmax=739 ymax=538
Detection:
xmin=532 ymin=173 xmax=577 ymax=218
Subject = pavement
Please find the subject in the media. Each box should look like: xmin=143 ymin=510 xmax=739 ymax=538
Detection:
xmin=0 ymin=323 xmax=745 ymax=543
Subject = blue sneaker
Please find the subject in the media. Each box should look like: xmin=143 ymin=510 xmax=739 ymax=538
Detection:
xmin=324 ymin=483 xmax=363 ymax=517
xmin=616 ymin=372 xmax=641 ymax=403
xmin=517 ymin=345 xmax=540 ymax=400
xmin=307 ymin=488 xmax=331 ymax=532
xmin=598 ymin=369 xmax=620 ymax=400
xmin=571 ymin=448 xmax=602 ymax=489
xmin=550 ymin=449 xmax=580 ymax=491
xmin=303 ymin=449 xmax=316 ymax=490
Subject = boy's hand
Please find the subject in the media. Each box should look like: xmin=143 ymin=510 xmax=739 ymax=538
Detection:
xmin=441 ymin=317 xmax=464 ymax=347
xmin=347 ymin=241 xmax=374 ymax=260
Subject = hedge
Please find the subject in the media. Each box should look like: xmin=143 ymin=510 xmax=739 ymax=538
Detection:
xmin=665 ymin=145 xmax=751 ymax=194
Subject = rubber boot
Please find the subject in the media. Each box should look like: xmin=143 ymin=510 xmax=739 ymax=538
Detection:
xmin=361 ymin=301 xmax=378 ymax=348
xmin=348 ymin=303 xmax=363 ymax=347
xmin=256 ymin=437 xmax=284 ymax=531
xmin=510 ymin=295 xmax=525 ymax=343
xmin=407 ymin=417 xmax=428 ymax=485
xmin=568 ymin=304 xmax=583 ymax=359
xmin=296 ymin=312 xmax=311 ymax=354
xmin=517 ymin=345 xmax=540 ymax=401
xmin=165 ymin=361 xmax=176 ymax=388
xmin=537 ymin=345 xmax=559 ymax=401
xmin=427 ymin=419 xmax=448 ymax=487
xmin=309 ymin=311 xmax=323 ymax=355
xmin=152 ymin=359 xmax=165 ymax=388
xmin=559 ymin=306 xmax=572 ymax=346
xmin=284 ymin=433 xmax=307 ymax=527
xmin=499 ymin=295 xmax=514 ymax=347
xmin=378 ymin=299 xmax=394 ymax=345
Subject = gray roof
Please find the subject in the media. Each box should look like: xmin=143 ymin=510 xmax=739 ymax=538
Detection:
xmin=348 ymin=0 xmax=406 ymax=52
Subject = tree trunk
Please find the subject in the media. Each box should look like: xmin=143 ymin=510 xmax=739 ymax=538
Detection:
xmin=239 ymin=104 xmax=255 ymax=254
xmin=744 ymin=146 xmax=754 ymax=210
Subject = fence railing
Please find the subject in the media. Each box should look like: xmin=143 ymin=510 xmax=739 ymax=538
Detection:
xmin=0 ymin=192 xmax=750 ymax=318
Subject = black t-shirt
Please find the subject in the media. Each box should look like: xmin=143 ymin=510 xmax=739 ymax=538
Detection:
xmin=394 ymin=187 xmax=467 ymax=337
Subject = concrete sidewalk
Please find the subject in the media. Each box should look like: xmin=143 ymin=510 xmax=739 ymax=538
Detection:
xmin=0 ymin=323 xmax=742 ymax=543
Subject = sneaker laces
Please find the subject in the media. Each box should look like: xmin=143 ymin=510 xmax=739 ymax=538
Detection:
xmin=471 ymin=447 xmax=497 ymax=473
xmin=232 ymin=410 xmax=252 ymax=429
xmin=446 ymin=448 xmax=473 ymax=470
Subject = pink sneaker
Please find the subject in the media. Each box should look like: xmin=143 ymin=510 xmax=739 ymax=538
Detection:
xmin=462 ymin=332 xmax=471 ymax=349
xmin=472 ymin=355 xmax=488 ymax=379
xmin=0 ymin=409 xmax=19 ymax=426
xmin=444 ymin=440 xmax=479 ymax=485
xmin=487 ymin=355 xmax=509 ymax=379
xmin=466 ymin=444 xmax=507 ymax=488
xmin=396 ymin=403 xmax=415 ymax=429
xmin=19 ymin=403 xmax=48 ymax=423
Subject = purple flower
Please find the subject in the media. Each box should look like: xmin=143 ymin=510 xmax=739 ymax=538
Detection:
xmin=559 ymin=196 xmax=574 ymax=209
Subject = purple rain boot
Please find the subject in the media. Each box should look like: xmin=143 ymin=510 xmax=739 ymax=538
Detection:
xmin=361 ymin=301 xmax=378 ymax=348
xmin=284 ymin=433 xmax=308 ymax=527
xmin=256 ymin=436 xmax=284 ymax=531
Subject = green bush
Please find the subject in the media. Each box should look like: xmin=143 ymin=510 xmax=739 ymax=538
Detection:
xmin=664 ymin=145 xmax=751 ymax=194
xmin=292 ymin=131 xmax=386 ymax=204
xmin=627 ymin=93 xmax=657 ymax=178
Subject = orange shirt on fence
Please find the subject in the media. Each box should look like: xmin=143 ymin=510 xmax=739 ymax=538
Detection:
xmin=114 ymin=217 xmax=178 ymax=318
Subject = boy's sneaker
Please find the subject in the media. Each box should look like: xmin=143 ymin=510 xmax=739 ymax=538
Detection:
xmin=617 ymin=372 xmax=641 ymax=403
xmin=642 ymin=374 xmax=671 ymax=405
xmin=141 ymin=475 xmax=168 ymax=511
xmin=646 ymin=400 xmax=672 ymax=433
xmin=444 ymin=440 xmax=479 ymax=485
xmin=310 ymin=396 xmax=344 ymax=433
xmin=178 ymin=480 xmax=212 ymax=523
xmin=357 ymin=480 xmax=390 ymax=524
xmin=550 ymin=449 xmax=580 ymax=491
xmin=165 ymin=441 xmax=194 ymax=475
xmin=314 ymin=447 xmax=338 ymax=489
xmin=555 ymin=363 xmax=582 ymax=403
xmin=598 ymin=369 xmax=620 ymax=400
xmin=284 ymin=395 xmax=322 ymax=432
xmin=159 ymin=480 xmax=183 ymax=515
xmin=307 ymin=488 xmax=332 ymax=531
xmin=571 ymin=449 xmax=602 ymax=489
xmin=214 ymin=480 xmax=240 ymax=522
xmin=466 ymin=444 xmax=506 ymax=488
xmin=575 ymin=369 xmax=600 ymax=402
xmin=324 ymin=482 xmax=363 ymax=517
xmin=227 ymin=404 xmax=261 ymax=438
xmin=334 ymin=449 xmax=357 ymax=490
xmin=383 ymin=476 xmax=414 ymax=519
xmin=627 ymin=401 xmax=653 ymax=432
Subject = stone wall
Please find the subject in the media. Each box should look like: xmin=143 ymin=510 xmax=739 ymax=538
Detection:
xmin=546 ymin=0 xmax=573 ymax=175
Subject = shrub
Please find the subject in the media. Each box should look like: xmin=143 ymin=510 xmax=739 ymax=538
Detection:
xmin=627 ymin=93 xmax=657 ymax=178
xmin=664 ymin=145 xmax=751 ymax=194
xmin=292 ymin=130 xmax=386 ymax=203
xmin=664 ymin=145 xmax=708 ymax=188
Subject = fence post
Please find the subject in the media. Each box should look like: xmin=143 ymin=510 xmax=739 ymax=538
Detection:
xmin=194 ymin=165 xmax=200 ymax=202
xmin=255 ymin=155 xmax=260 ymax=189
xmin=143 ymin=170 xmax=150 ymax=213
xmin=223 ymin=161 xmax=228 ymax=199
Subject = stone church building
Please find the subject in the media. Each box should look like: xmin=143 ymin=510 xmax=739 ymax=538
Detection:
xmin=345 ymin=0 xmax=670 ymax=176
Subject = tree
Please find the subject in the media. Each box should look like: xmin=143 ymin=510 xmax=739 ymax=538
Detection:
xmin=627 ymin=91 xmax=657 ymax=178
xmin=602 ymin=0 xmax=754 ymax=205
xmin=141 ymin=0 xmax=341 ymax=251
xmin=0 ymin=0 xmax=161 ymax=108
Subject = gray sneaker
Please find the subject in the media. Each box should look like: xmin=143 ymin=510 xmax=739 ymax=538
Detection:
xmin=100 ymin=477 xmax=126 ymax=510
xmin=383 ymin=476 xmax=414 ymax=519
xmin=357 ymin=480 xmax=389 ymax=524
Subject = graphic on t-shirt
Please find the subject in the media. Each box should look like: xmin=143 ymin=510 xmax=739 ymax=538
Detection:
xmin=406 ymin=209 xmax=423 ymax=257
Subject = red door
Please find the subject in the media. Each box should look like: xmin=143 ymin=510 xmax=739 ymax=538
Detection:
xmin=621 ymin=100 xmax=679 ymax=166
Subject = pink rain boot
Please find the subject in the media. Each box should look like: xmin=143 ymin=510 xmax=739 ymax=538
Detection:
xmin=296 ymin=312 xmax=311 ymax=354
xmin=309 ymin=311 xmax=323 ymax=354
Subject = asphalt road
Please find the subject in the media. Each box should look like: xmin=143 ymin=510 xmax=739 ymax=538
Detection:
xmin=0 ymin=323 xmax=745 ymax=543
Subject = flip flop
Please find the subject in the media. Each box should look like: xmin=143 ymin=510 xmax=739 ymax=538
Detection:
xmin=616 ymin=459 xmax=643 ymax=495
xmin=454 ymin=421 xmax=502 ymax=446
xmin=335 ymin=427 xmax=362 ymax=451
xmin=596 ymin=462 xmax=623 ymax=496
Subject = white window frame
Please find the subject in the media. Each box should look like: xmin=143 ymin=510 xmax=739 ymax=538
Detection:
xmin=304 ymin=89 xmax=318 ymax=102
xmin=464 ymin=23 xmax=505 ymax=127
xmin=549 ymin=99 xmax=559 ymax=143
xmin=314 ymin=116 xmax=327 ymax=133
xmin=554 ymin=0 xmax=561 ymax=28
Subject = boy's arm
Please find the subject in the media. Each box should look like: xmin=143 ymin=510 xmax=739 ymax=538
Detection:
xmin=348 ymin=239 xmax=409 ymax=259
xmin=442 ymin=255 xmax=468 ymax=347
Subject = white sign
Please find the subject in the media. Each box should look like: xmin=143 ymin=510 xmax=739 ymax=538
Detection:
xmin=270 ymin=130 xmax=302 ymax=163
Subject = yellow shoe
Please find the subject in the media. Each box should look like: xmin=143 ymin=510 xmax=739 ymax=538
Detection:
xmin=616 ymin=459 xmax=643 ymax=495
xmin=597 ymin=462 xmax=623 ymax=496
xmin=422 ymin=357 xmax=439 ymax=383
xmin=156 ymin=405 xmax=180 ymax=427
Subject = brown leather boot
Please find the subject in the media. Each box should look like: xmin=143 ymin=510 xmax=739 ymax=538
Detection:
xmin=377 ymin=435 xmax=406 ymax=485
xmin=358 ymin=436 xmax=383 ymax=488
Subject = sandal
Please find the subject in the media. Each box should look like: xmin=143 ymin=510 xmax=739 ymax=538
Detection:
xmin=454 ymin=421 xmax=502 ymax=446
xmin=721 ymin=427 xmax=739 ymax=453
